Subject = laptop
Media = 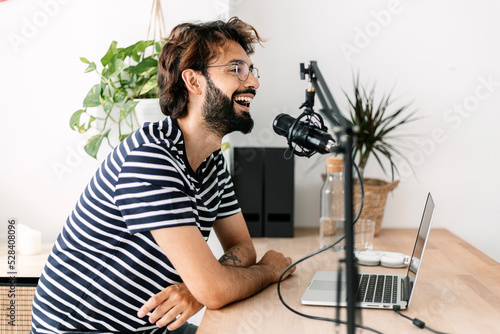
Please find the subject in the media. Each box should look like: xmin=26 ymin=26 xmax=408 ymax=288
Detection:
xmin=301 ymin=193 xmax=435 ymax=310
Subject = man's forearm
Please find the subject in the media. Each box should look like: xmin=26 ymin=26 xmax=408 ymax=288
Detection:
xmin=219 ymin=244 xmax=257 ymax=267
xmin=150 ymin=226 xmax=293 ymax=311
xmin=207 ymin=256 xmax=279 ymax=309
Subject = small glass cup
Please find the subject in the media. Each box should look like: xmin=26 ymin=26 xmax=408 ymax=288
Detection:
xmin=354 ymin=219 xmax=375 ymax=251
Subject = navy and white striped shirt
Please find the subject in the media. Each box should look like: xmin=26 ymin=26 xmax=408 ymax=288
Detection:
xmin=31 ymin=117 xmax=240 ymax=333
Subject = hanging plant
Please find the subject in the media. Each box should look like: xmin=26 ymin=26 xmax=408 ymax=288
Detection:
xmin=69 ymin=0 xmax=167 ymax=159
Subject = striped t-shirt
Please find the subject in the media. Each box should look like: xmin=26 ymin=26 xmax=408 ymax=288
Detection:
xmin=31 ymin=117 xmax=240 ymax=333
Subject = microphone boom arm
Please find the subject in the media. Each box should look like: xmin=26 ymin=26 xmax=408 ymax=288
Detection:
xmin=300 ymin=61 xmax=353 ymax=129
xmin=299 ymin=61 xmax=358 ymax=334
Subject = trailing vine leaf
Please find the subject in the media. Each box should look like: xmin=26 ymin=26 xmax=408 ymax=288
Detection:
xmin=100 ymin=95 xmax=114 ymax=113
xmin=69 ymin=109 xmax=86 ymax=131
xmin=84 ymin=129 xmax=111 ymax=159
xmin=84 ymin=62 xmax=96 ymax=73
xmin=83 ymin=84 xmax=101 ymax=108
xmin=155 ymin=40 xmax=166 ymax=53
xmin=120 ymin=100 xmax=139 ymax=119
xmin=139 ymin=76 xmax=158 ymax=96
xmin=108 ymin=58 xmax=126 ymax=78
xmin=119 ymin=133 xmax=133 ymax=142
xmin=101 ymin=41 xmax=118 ymax=66
xmin=129 ymin=57 xmax=158 ymax=76
xmin=113 ymin=88 xmax=128 ymax=103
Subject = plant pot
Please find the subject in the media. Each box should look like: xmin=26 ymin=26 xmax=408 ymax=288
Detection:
xmin=354 ymin=178 xmax=399 ymax=236
xmin=134 ymin=98 xmax=164 ymax=126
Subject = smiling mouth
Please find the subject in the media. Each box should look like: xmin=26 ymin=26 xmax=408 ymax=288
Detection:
xmin=234 ymin=95 xmax=253 ymax=109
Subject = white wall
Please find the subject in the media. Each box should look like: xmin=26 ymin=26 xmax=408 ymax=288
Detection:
xmin=1 ymin=0 xmax=499 ymax=265
xmin=228 ymin=0 xmax=500 ymax=262
xmin=0 ymin=0 xmax=229 ymax=241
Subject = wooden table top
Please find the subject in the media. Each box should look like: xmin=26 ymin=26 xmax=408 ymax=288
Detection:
xmin=198 ymin=228 xmax=500 ymax=334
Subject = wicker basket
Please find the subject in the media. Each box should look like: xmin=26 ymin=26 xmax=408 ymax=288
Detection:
xmin=1 ymin=279 xmax=38 ymax=334
xmin=354 ymin=178 xmax=399 ymax=235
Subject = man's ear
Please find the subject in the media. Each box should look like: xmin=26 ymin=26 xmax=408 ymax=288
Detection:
xmin=182 ymin=69 xmax=203 ymax=95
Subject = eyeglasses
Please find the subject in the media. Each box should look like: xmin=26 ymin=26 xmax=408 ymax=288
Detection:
xmin=207 ymin=60 xmax=260 ymax=82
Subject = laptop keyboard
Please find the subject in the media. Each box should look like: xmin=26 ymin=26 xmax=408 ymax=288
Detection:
xmin=356 ymin=274 xmax=398 ymax=304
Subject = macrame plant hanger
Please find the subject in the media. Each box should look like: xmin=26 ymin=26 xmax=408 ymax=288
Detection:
xmin=147 ymin=0 xmax=166 ymax=42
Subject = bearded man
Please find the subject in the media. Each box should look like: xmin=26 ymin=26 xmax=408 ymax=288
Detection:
xmin=31 ymin=17 xmax=294 ymax=334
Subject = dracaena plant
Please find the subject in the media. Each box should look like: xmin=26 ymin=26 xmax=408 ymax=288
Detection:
xmin=69 ymin=40 xmax=165 ymax=158
xmin=345 ymin=74 xmax=419 ymax=181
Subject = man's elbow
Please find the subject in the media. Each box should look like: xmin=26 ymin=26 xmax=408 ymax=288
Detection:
xmin=204 ymin=299 xmax=225 ymax=310
xmin=198 ymin=290 xmax=228 ymax=310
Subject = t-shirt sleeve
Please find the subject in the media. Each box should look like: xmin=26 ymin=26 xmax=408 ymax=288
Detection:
xmin=114 ymin=144 xmax=197 ymax=234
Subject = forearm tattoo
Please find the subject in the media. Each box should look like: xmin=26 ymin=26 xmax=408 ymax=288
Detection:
xmin=219 ymin=248 xmax=243 ymax=267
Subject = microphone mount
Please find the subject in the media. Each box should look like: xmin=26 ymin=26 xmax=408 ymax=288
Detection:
xmin=286 ymin=104 xmax=329 ymax=158
xmin=298 ymin=61 xmax=358 ymax=334
xmin=284 ymin=63 xmax=333 ymax=158
xmin=299 ymin=61 xmax=353 ymax=130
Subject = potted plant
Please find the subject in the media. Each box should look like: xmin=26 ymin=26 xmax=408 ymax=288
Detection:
xmin=69 ymin=39 xmax=165 ymax=159
xmin=344 ymin=73 xmax=419 ymax=234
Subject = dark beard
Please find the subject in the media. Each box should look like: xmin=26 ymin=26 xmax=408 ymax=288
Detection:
xmin=202 ymin=75 xmax=254 ymax=137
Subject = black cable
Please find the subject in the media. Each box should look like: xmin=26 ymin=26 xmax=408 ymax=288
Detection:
xmin=393 ymin=306 xmax=449 ymax=334
xmin=276 ymin=162 xmax=384 ymax=334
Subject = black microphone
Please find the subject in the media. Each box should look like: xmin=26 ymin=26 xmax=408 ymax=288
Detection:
xmin=273 ymin=113 xmax=336 ymax=154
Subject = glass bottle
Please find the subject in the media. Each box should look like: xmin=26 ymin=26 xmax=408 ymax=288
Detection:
xmin=319 ymin=156 xmax=345 ymax=250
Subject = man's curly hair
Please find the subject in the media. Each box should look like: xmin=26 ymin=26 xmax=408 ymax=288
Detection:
xmin=157 ymin=17 xmax=263 ymax=118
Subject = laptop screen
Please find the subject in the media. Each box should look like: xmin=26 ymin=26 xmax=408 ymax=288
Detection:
xmin=405 ymin=193 xmax=435 ymax=305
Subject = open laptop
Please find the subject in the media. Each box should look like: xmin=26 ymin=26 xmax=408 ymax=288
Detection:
xmin=301 ymin=193 xmax=435 ymax=309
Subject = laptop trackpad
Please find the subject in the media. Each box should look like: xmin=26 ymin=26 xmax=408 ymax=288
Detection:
xmin=310 ymin=279 xmax=346 ymax=291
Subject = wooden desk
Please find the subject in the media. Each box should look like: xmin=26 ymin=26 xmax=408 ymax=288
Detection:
xmin=198 ymin=228 xmax=500 ymax=334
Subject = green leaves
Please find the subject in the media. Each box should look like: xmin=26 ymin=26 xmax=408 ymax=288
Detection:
xmin=83 ymin=84 xmax=101 ymax=107
xmin=69 ymin=109 xmax=86 ymax=130
xmin=113 ymin=88 xmax=128 ymax=103
xmin=155 ymin=40 xmax=166 ymax=53
xmin=345 ymin=73 xmax=419 ymax=180
xmin=129 ymin=57 xmax=158 ymax=76
xmin=120 ymin=100 xmax=139 ymax=119
xmin=139 ymin=76 xmax=158 ymax=96
xmin=116 ymin=40 xmax=155 ymax=62
xmin=72 ymin=40 xmax=161 ymax=158
xmin=221 ymin=142 xmax=231 ymax=152
xmin=70 ymin=109 xmax=87 ymax=132
xmin=101 ymin=41 xmax=117 ymax=66
xmin=108 ymin=58 xmax=126 ymax=78
xmin=80 ymin=57 xmax=96 ymax=73
xmin=85 ymin=129 xmax=111 ymax=159
xmin=69 ymin=109 xmax=95 ymax=134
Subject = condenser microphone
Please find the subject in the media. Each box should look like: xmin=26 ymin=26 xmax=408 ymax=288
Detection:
xmin=273 ymin=113 xmax=336 ymax=154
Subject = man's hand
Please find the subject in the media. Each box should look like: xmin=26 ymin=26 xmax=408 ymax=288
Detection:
xmin=150 ymin=225 xmax=296 ymax=309
xmin=137 ymin=283 xmax=204 ymax=330
xmin=257 ymin=250 xmax=296 ymax=282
